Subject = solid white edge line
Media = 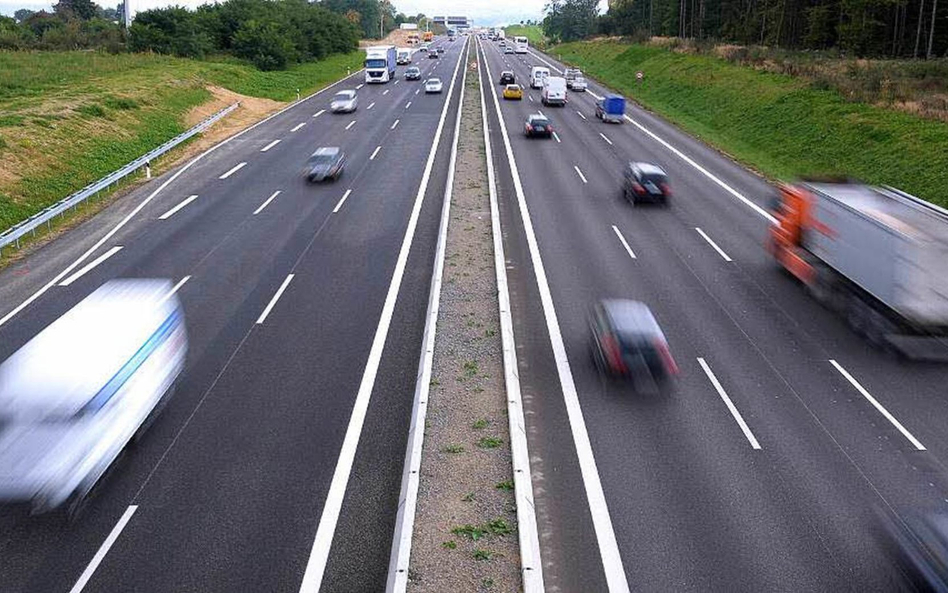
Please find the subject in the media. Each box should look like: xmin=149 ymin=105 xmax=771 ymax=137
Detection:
xmin=599 ymin=133 xmax=613 ymax=146
xmin=830 ymin=360 xmax=925 ymax=450
xmin=385 ymin=37 xmax=469 ymax=593
xmin=255 ymin=274 xmax=294 ymax=325
xmin=332 ymin=189 xmax=353 ymax=214
xmin=574 ymin=165 xmax=588 ymax=184
xmin=697 ymin=357 xmax=762 ymax=449
xmin=611 ymin=225 xmax=636 ymax=260
xmin=391 ymin=119 xmax=400 ymax=130
xmin=0 ymin=68 xmax=365 ymax=330
xmin=695 ymin=227 xmax=733 ymax=262
xmin=313 ymin=109 xmax=326 ymax=118
xmin=477 ymin=37 xmax=546 ymax=592
xmin=253 ymin=190 xmax=282 ymax=215
xmin=69 ymin=505 xmax=138 ymax=593
xmin=345 ymin=120 xmax=356 ymax=130
xmin=291 ymin=122 xmax=306 ymax=132
xmin=260 ymin=139 xmax=281 ymax=152
xmin=158 ymin=194 xmax=198 ymax=220
xmin=161 ymin=275 xmax=191 ymax=304
xmin=300 ymin=34 xmax=467 ymax=593
xmin=58 ymin=245 xmax=123 ymax=287
xmin=370 ymin=146 xmax=382 ymax=160
xmin=552 ymin=131 xmax=561 ymax=143
xmin=481 ymin=36 xmax=631 ymax=593
xmin=218 ymin=161 xmax=247 ymax=180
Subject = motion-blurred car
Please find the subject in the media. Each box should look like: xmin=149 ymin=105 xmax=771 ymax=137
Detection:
xmin=425 ymin=78 xmax=443 ymax=93
xmin=429 ymin=51 xmax=439 ymax=59
xmin=0 ymin=280 xmax=187 ymax=515
xmin=499 ymin=40 xmax=506 ymax=47
xmin=419 ymin=44 xmax=428 ymax=52
xmin=571 ymin=76 xmax=588 ymax=92
xmin=499 ymin=71 xmax=515 ymax=85
xmin=405 ymin=66 xmax=422 ymax=80
xmin=437 ymin=47 xmax=444 ymax=55
xmin=524 ymin=114 xmax=553 ymax=138
xmin=589 ymin=299 xmax=678 ymax=382
xmin=877 ymin=509 xmax=948 ymax=591
xmin=504 ymin=46 xmax=515 ymax=54
xmin=304 ymin=147 xmax=345 ymax=182
xmin=330 ymin=90 xmax=358 ymax=113
xmin=622 ymin=162 xmax=671 ymax=205
xmin=503 ymin=84 xmax=523 ymax=100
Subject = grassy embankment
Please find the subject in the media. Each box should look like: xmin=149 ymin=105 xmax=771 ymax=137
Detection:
xmin=551 ymin=40 xmax=948 ymax=206
xmin=0 ymin=50 xmax=363 ymax=235
xmin=503 ymin=25 xmax=547 ymax=49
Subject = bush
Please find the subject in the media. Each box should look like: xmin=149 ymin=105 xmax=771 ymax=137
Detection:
xmin=233 ymin=19 xmax=296 ymax=70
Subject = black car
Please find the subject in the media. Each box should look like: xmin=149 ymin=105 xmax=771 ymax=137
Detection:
xmin=429 ymin=51 xmax=439 ymax=59
xmin=589 ymin=299 xmax=678 ymax=382
xmin=304 ymin=147 xmax=345 ymax=182
xmin=405 ymin=66 xmax=422 ymax=80
xmin=499 ymin=70 xmax=515 ymax=85
xmin=524 ymin=114 xmax=553 ymax=138
xmin=437 ymin=47 xmax=444 ymax=54
xmin=622 ymin=162 xmax=671 ymax=205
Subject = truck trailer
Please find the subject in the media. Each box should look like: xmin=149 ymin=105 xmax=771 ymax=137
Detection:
xmin=768 ymin=181 xmax=948 ymax=359
xmin=364 ymin=45 xmax=396 ymax=83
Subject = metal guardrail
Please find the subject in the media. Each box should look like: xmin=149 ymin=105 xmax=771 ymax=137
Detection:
xmin=0 ymin=101 xmax=240 ymax=254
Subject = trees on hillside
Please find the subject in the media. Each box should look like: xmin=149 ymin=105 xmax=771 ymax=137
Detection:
xmin=543 ymin=0 xmax=601 ymax=42
xmin=321 ymin=0 xmax=398 ymax=39
xmin=551 ymin=0 xmax=946 ymax=57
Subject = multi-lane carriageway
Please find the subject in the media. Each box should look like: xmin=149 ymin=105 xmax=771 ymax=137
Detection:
xmin=3 ymin=30 xmax=948 ymax=593
xmin=0 ymin=37 xmax=467 ymax=593
xmin=478 ymin=36 xmax=948 ymax=592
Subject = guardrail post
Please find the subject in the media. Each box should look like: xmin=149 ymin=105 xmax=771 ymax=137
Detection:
xmin=145 ymin=161 xmax=151 ymax=180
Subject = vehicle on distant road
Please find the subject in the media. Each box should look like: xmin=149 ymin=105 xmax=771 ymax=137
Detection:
xmin=767 ymin=180 xmax=948 ymax=358
xmin=425 ymin=77 xmax=443 ymax=93
xmin=423 ymin=30 xmax=433 ymax=42
xmin=541 ymin=76 xmax=567 ymax=106
xmin=623 ymin=162 xmax=671 ymax=205
xmin=419 ymin=44 xmax=429 ymax=52
xmin=437 ymin=47 xmax=444 ymax=55
xmin=596 ymin=94 xmax=625 ymax=123
xmin=499 ymin=40 xmax=506 ymax=47
xmin=396 ymin=48 xmax=412 ymax=65
xmin=429 ymin=50 xmax=439 ymax=59
xmin=571 ymin=76 xmax=588 ymax=92
xmin=514 ymin=35 xmax=528 ymax=53
xmin=499 ymin=71 xmax=515 ymax=85
xmin=503 ymin=84 xmax=523 ymax=100
xmin=524 ymin=114 xmax=553 ymax=138
xmin=304 ymin=147 xmax=345 ymax=182
xmin=589 ymin=299 xmax=678 ymax=383
xmin=530 ymin=66 xmax=550 ymax=89
xmin=0 ymin=279 xmax=187 ymax=515
xmin=364 ymin=45 xmax=397 ymax=83
xmin=330 ymin=89 xmax=358 ymax=113
xmin=565 ymin=68 xmax=583 ymax=88
xmin=405 ymin=66 xmax=422 ymax=80
xmin=504 ymin=45 xmax=515 ymax=54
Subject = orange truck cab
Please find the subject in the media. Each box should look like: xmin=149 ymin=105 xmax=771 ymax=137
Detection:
xmin=768 ymin=183 xmax=816 ymax=285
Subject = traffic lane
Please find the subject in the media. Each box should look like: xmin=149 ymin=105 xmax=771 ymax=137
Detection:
xmin=478 ymin=40 xmax=611 ymax=593
xmin=0 ymin=55 xmax=463 ymax=592
xmin=502 ymin=119 xmax=907 ymax=590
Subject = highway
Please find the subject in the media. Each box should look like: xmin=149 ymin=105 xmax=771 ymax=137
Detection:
xmin=478 ymin=37 xmax=948 ymax=591
xmin=0 ymin=37 xmax=468 ymax=593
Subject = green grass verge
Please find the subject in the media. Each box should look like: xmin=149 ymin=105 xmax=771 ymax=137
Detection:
xmin=504 ymin=25 xmax=547 ymax=49
xmin=0 ymin=50 xmax=363 ymax=233
xmin=551 ymin=40 xmax=948 ymax=207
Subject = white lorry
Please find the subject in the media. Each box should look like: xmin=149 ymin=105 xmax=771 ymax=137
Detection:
xmin=396 ymin=47 xmax=412 ymax=65
xmin=542 ymin=76 xmax=567 ymax=106
xmin=530 ymin=66 xmax=550 ymax=89
xmin=365 ymin=45 xmax=397 ymax=83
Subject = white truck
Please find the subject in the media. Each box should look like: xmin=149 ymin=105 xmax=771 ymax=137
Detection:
xmin=530 ymin=66 xmax=550 ymax=89
xmin=396 ymin=47 xmax=412 ymax=65
xmin=365 ymin=45 xmax=397 ymax=83
xmin=542 ymin=76 xmax=567 ymax=106
xmin=515 ymin=35 xmax=529 ymax=54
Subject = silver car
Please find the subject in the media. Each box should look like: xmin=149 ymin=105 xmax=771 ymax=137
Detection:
xmin=425 ymin=78 xmax=444 ymax=93
xmin=330 ymin=90 xmax=358 ymax=113
xmin=0 ymin=280 xmax=187 ymax=515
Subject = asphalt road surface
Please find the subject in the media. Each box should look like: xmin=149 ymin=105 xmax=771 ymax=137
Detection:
xmin=479 ymin=37 xmax=948 ymax=592
xmin=0 ymin=36 xmax=467 ymax=593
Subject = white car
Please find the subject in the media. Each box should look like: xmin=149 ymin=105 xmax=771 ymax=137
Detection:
xmin=330 ymin=90 xmax=358 ymax=113
xmin=0 ymin=280 xmax=187 ymax=514
xmin=571 ymin=76 xmax=588 ymax=92
xmin=425 ymin=78 xmax=443 ymax=93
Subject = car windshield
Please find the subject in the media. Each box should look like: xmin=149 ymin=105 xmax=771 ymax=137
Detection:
xmin=333 ymin=93 xmax=352 ymax=102
xmin=530 ymin=118 xmax=550 ymax=126
xmin=408 ymin=68 xmax=419 ymax=73
xmin=308 ymin=153 xmax=335 ymax=165
xmin=428 ymin=79 xmax=441 ymax=84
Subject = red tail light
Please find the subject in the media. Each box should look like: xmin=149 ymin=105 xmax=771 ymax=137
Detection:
xmin=660 ymin=183 xmax=672 ymax=196
xmin=603 ymin=334 xmax=627 ymax=374
xmin=632 ymin=182 xmax=646 ymax=195
xmin=655 ymin=339 xmax=679 ymax=375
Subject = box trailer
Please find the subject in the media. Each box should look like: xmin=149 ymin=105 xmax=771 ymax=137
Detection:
xmin=365 ymin=45 xmax=396 ymax=83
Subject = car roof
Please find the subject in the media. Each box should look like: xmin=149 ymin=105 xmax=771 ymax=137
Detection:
xmin=334 ymin=90 xmax=355 ymax=97
xmin=427 ymin=77 xmax=441 ymax=82
xmin=506 ymin=84 xmax=520 ymax=89
xmin=630 ymin=162 xmax=667 ymax=176
xmin=527 ymin=114 xmax=548 ymax=121
xmin=600 ymin=299 xmax=665 ymax=339
xmin=313 ymin=147 xmax=340 ymax=157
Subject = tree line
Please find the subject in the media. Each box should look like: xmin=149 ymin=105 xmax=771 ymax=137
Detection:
xmin=543 ymin=0 xmax=946 ymax=57
xmin=0 ymin=0 xmax=392 ymax=70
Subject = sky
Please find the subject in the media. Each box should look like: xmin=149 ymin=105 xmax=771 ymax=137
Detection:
xmin=2 ymin=0 xmax=608 ymax=26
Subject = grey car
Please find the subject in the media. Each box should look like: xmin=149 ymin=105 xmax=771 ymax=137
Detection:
xmin=330 ymin=90 xmax=358 ymax=113
xmin=589 ymin=299 xmax=678 ymax=382
xmin=304 ymin=147 xmax=345 ymax=182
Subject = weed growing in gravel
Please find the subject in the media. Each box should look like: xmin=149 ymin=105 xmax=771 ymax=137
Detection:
xmin=443 ymin=444 xmax=465 ymax=454
xmin=482 ymin=577 xmax=495 ymax=588
xmin=495 ymin=480 xmax=514 ymax=491
xmin=477 ymin=437 xmax=503 ymax=449
xmin=442 ymin=540 xmax=457 ymax=550
xmin=487 ymin=518 xmax=513 ymax=536
xmin=472 ymin=419 xmax=489 ymax=429
xmin=462 ymin=492 xmax=476 ymax=502
xmin=473 ymin=549 xmax=494 ymax=561
xmin=451 ymin=524 xmax=488 ymax=541
xmin=463 ymin=360 xmax=479 ymax=377
xmin=484 ymin=328 xmax=497 ymax=338
xmin=429 ymin=377 xmax=441 ymax=387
